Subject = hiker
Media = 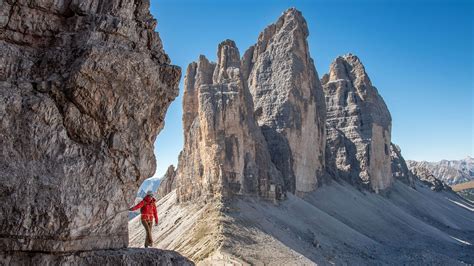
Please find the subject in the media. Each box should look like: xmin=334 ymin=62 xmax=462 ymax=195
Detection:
xmin=130 ymin=191 xmax=158 ymax=248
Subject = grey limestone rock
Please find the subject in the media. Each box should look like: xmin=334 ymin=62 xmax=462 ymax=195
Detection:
xmin=157 ymin=164 xmax=177 ymax=199
xmin=176 ymin=40 xmax=283 ymax=202
xmin=322 ymin=54 xmax=393 ymax=192
xmin=243 ymin=8 xmax=327 ymax=194
xmin=0 ymin=248 xmax=193 ymax=266
xmin=0 ymin=0 xmax=180 ymax=254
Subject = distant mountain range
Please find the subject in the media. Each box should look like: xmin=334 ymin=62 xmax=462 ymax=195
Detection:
xmin=407 ymin=156 xmax=474 ymax=185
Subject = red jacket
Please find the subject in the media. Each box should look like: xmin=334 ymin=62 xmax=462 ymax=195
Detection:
xmin=131 ymin=195 xmax=158 ymax=223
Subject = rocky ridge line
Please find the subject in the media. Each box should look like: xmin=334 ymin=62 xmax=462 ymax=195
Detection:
xmin=407 ymin=157 xmax=474 ymax=185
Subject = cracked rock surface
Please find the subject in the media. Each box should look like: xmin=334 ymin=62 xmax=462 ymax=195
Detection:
xmin=322 ymin=54 xmax=393 ymax=192
xmin=243 ymin=8 xmax=327 ymax=194
xmin=176 ymin=40 xmax=283 ymax=202
xmin=157 ymin=164 xmax=177 ymax=199
xmin=1 ymin=248 xmax=193 ymax=266
xmin=0 ymin=0 xmax=180 ymax=254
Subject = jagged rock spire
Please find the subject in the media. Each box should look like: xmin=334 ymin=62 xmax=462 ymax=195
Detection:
xmin=243 ymin=8 xmax=327 ymax=194
xmin=213 ymin=40 xmax=241 ymax=83
xmin=322 ymin=54 xmax=393 ymax=192
xmin=176 ymin=40 xmax=283 ymax=202
xmin=156 ymin=165 xmax=177 ymax=199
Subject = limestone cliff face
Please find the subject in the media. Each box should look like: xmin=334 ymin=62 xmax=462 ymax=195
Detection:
xmin=157 ymin=165 xmax=177 ymax=199
xmin=177 ymin=40 xmax=283 ymax=202
xmin=0 ymin=0 xmax=180 ymax=253
xmin=242 ymin=8 xmax=327 ymax=194
xmin=322 ymin=54 xmax=392 ymax=192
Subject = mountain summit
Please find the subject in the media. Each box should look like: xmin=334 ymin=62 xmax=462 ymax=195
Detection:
xmin=323 ymin=54 xmax=393 ymax=192
xmin=243 ymin=7 xmax=327 ymax=195
xmin=177 ymin=40 xmax=283 ymax=202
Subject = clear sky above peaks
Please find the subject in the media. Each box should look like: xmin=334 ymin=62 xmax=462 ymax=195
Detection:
xmin=148 ymin=0 xmax=473 ymax=179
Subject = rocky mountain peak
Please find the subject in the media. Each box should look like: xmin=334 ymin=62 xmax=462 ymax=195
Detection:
xmin=278 ymin=8 xmax=309 ymax=38
xmin=251 ymin=8 xmax=309 ymax=60
xmin=407 ymin=162 xmax=452 ymax=191
xmin=166 ymin=9 xmax=328 ymax=201
xmin=165 ymin=164 xmax=176 ymax=177
xmin=326 ymin=54 xmax=372 ymax=88
xmin=213 ymin=39 xmax=241 ymax=83
xmin=323 ymin=54 xmax=392 ymax=192
xmin=156 ymin=165 xmax=177 ymax=199
xmin=197 ymin=55 xmax=217 ymax=84
xmin=176 ymin=40 xmax=284 ymax=202
xmin=407 ymin=157 xmax=474 ymax=185
xmin=182 ymin=55 xmax=215 ymax=133
xmin=243 ymin=8 xmax=327 ymax=195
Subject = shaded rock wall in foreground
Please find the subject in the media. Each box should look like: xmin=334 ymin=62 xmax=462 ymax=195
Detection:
xmin=1 ymin=248 xmax=193 ymax=266
xmin=0 ymin=0 xmax=180 ymax=253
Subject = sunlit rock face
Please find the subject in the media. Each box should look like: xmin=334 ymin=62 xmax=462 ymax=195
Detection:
xmin=242 ymin=8 xmax=327 ymax=194
xmin=176 ymin=8 xmax=329 ymax=202
xmin=176 ymin=40 xmax=284 ymax=202
xmin=322 ymin=54 xmax=393 ymax=192
xmin=0 ymin=0 xmax=180 ymax=252
xmin=157 ymin=165 xmax=177 ymax=199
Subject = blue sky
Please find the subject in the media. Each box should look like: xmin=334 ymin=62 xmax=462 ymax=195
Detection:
xmin=148 ymin=0 xmax=473 ymax=179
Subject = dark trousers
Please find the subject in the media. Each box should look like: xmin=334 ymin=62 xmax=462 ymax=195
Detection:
xmin=141 ymin=220 xmax=154 ymax=247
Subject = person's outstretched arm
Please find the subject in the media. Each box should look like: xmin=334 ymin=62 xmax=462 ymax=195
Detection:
xmin=130 ymin=200 xmax=144 ymax=211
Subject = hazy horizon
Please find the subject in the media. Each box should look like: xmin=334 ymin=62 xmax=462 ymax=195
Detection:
xmin=148 ymin=0 xmax=473 ymax=179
